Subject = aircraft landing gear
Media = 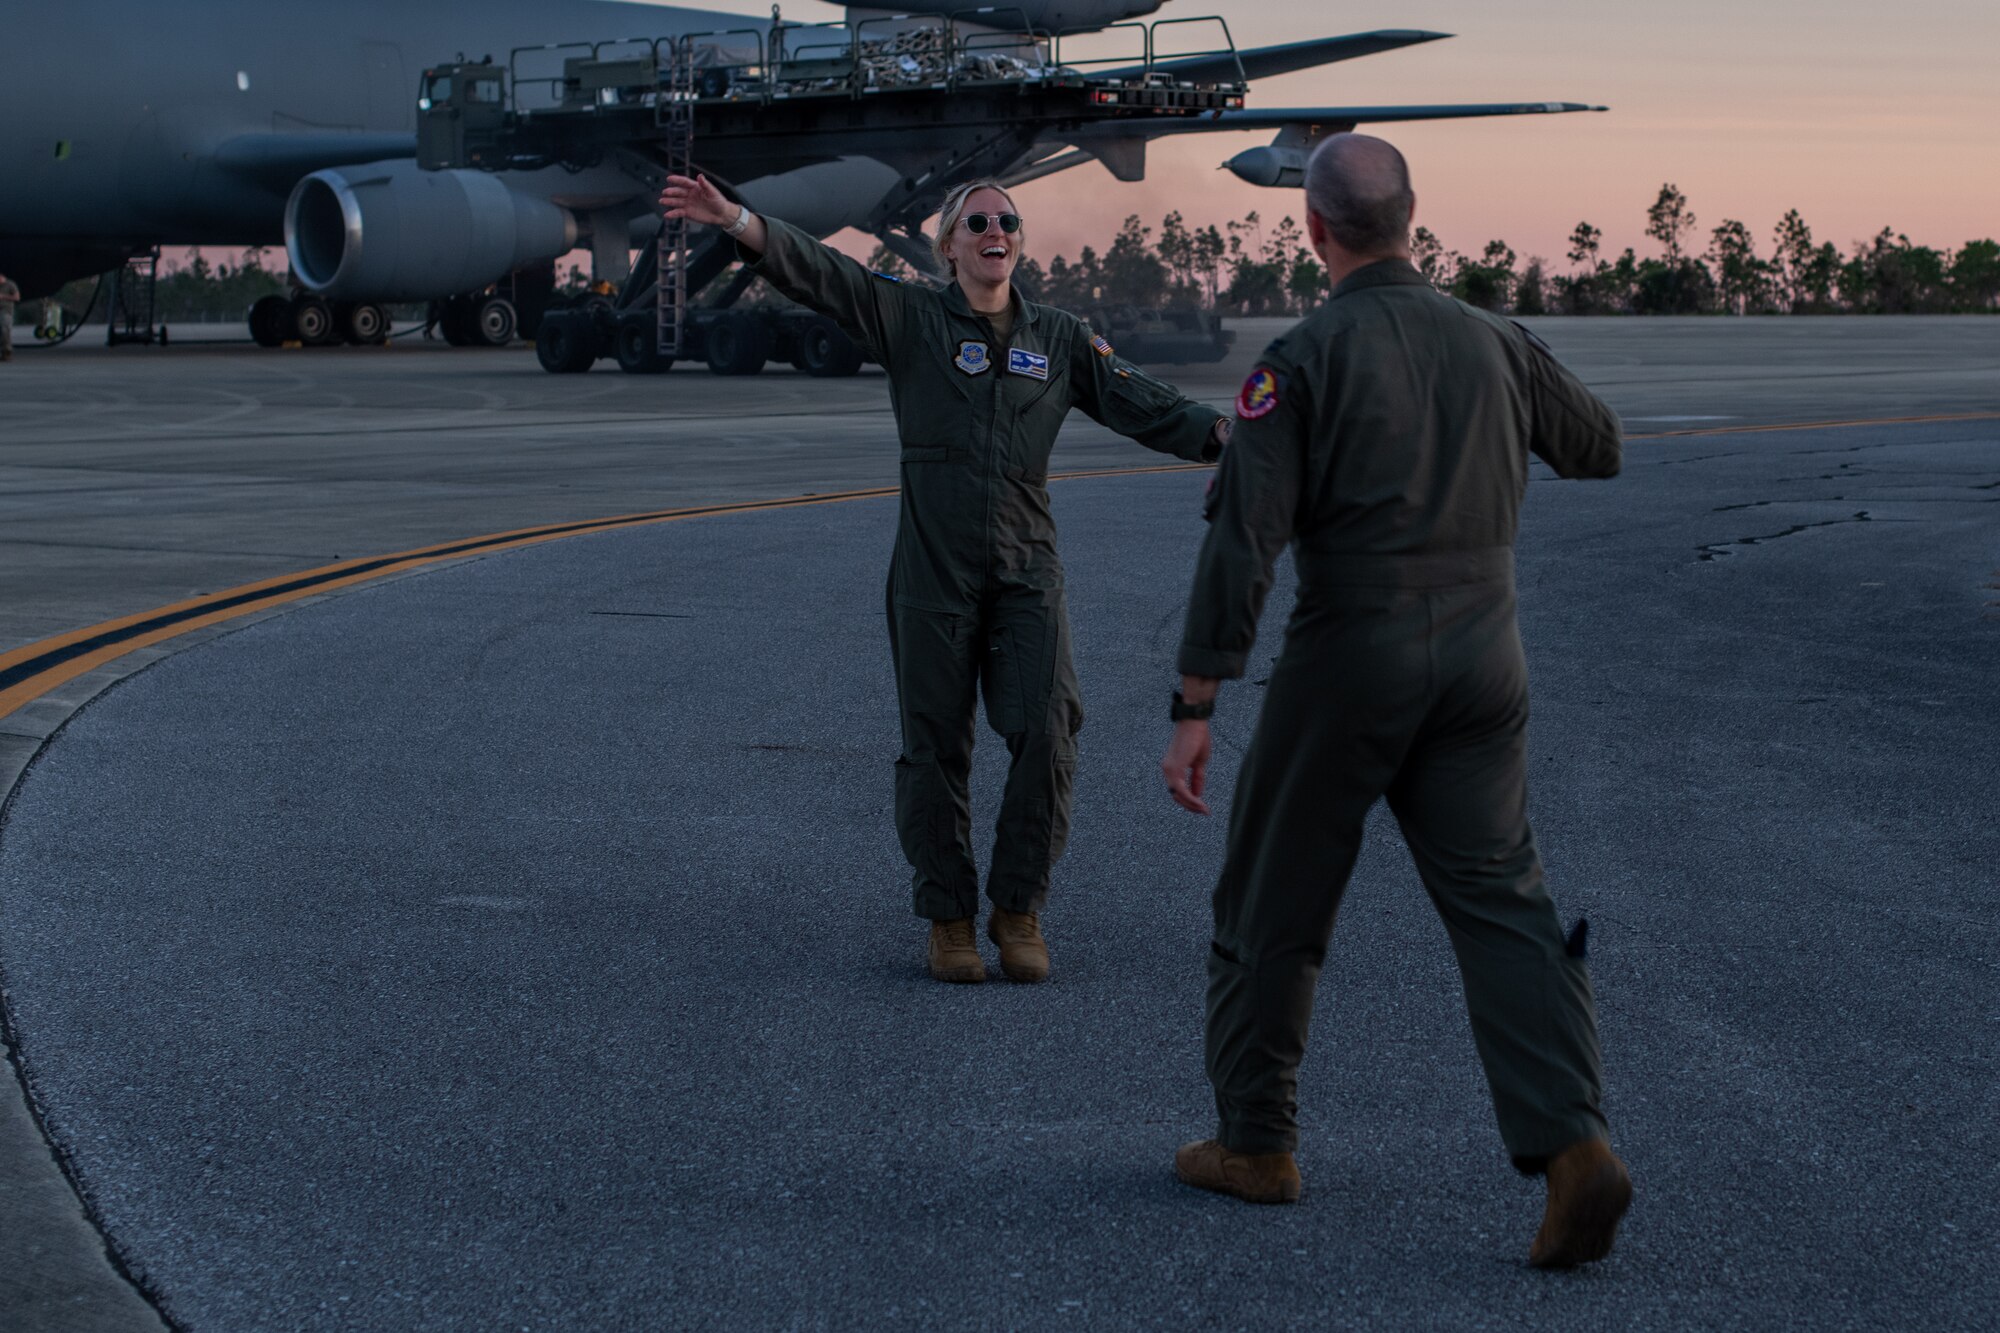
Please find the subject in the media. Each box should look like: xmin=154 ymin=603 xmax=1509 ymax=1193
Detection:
xmin=343 ymin=301 xmax=391 ymax=345
xmin=473 ymin=296 xmax=517 ymax=347
xmin=434 ymin=293 xmax=518 ymax=347
xmin=291 ymin=294 xmax=341 ymax=346
xmin=248 ymin=294 xmax=296 ymax=347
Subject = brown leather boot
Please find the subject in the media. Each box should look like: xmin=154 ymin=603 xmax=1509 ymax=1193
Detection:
xmin=1529 ymin=1138 xmax=1632 ymax=1269
xmin=1173 ymin=1139 xmax=1302 ymax=1204
xmin=986 ymin=907 xmax=1050 ymax=983
xmin=927 ymin=918 xmax=984 ymax=983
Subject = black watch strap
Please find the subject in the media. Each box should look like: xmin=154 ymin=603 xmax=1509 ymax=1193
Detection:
xmin=1170 ymin=689 xmax=1215 ymax=722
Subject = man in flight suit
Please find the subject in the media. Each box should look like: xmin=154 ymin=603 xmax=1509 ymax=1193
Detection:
xmin=662 ymin=174 xmax=1227 ymax=984
xmin=1159 ymin=135 xmax=1632 ymax=1268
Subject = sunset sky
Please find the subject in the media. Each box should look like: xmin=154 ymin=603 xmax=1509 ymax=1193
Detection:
xmin=680 ymin=0 xmax=1999 ymax=267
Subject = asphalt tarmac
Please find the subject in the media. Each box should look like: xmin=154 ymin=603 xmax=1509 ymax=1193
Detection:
xmin=1 ymin=320 xmax=1997 ymax=1329
xmin=5 ymin=316 xmax=1999 ymax=653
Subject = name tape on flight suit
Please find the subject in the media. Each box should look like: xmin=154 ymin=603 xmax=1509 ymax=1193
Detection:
xmin=1007 ymin=348 xmax=1050 ymax=380
xmin=954 ymin=340 xmax=991 ymax=375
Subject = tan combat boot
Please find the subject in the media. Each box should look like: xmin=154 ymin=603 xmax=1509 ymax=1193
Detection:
xmin=987 ymin=907 xmax=1050 ymax=983
xmin=1173 ymin=1139 xmax=1302 ymax=1204
xmin=1528 ymin=1138 xmax=1633 ymax=1269
xmin=927 ymin=918 xmax=985 ymax=983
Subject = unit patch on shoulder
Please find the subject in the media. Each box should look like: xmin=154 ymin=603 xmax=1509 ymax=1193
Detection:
xmin=1006 ymin=348 xmax=1050 ymax=380
xmin=1089 ymin=332 xmax=1115 ymax=358
xmin=954 ymin=340 xmax=992 ymax=375
xmin=1236 ymin=367 xmax=1281 ymax=420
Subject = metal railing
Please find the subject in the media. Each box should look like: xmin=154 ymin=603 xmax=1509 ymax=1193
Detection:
xmin=1146 ymin=15 xmax=1247 ymax=87
xmin=502 ymin=12 xmax=1244 ymax=116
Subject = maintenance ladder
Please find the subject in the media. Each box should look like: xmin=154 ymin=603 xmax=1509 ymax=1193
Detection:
xmin=654 ymin=40 xmax=695 ymax=358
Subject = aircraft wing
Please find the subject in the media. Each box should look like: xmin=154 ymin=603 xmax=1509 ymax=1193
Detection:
xmin=1152 ymin=102 xmax=1609 ymax=135
xmin=1097 ymin=30 xmax=1449 ymax=85
xmin=213 ymin=133 xmax=418 ymax=188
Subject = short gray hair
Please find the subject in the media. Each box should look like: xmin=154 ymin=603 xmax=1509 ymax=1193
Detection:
xmin=1305 ymin=134 xmax=1414 ymax=256
xmin=933 ymin=179 xmax=1021 ymax=276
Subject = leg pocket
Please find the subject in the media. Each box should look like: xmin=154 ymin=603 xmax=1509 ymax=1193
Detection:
xmin=893 ymin=603 xmax=979 ymax=722
xmin=980 ymin=624 xmax=1025 ymax=734
xmin=981 ymin=591 xmax=1081 ymax=738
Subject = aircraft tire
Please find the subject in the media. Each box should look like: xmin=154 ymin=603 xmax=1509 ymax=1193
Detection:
xmin=706 ymin=314 xmax=770 ymax=377
xmin=248 ymin=295 xmax=294 ymax=348
xmin=535 ymin=313 xmax=598 ymax=374
xmin=438 ymin=298 xmax=473 ymax=347
xmin=344 ymin=302 xmax=391 ymax=345
xmin=292 ymin=295 xmax=340 ymax=347
xmin=614 ymin=319 xmax=671 ymax=374
xmin=474 ymin=296 xmax=518 ymax=347
xmin=796 ymin=317 xmax=864 ymax=378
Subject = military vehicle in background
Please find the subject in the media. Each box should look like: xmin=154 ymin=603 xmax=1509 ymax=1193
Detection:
xmin=0 ymin=0 xmax=1603 ymax=362
xmin=1082 ymin=303 xmax=1234 ymax=364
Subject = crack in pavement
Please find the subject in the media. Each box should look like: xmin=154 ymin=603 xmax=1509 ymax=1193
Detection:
xmin=1714 ymin=495 xmax=1999 ymax=512
xmin=1696 ymin=510 xmax=1877 ymax=561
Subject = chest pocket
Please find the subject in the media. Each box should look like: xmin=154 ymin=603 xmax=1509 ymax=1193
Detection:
xmin=1004 ymin=339 xmax=1068 ymax=482
xmin=892 ymin=311 xmax=982 ymax=455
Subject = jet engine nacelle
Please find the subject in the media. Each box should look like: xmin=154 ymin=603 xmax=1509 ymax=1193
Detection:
xmin=1225 ymin=146 xmax=1306 ymax=189
xmin=286 ymin=160 xmax=578 ymax=302
xmin=843 ymin=2 xmax=1164 ymax=31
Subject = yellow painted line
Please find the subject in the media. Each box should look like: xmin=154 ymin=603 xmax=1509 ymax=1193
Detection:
xmin=0 ymin=488 xmax=884 ymax=721
xmin=0 ymin=465 xmax=1215 ymax=723
xmin=3 ymin=407 xmax=1987 ymax=723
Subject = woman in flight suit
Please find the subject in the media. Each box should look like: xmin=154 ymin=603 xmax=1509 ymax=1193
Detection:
xmin=660 ymin=173 xmax=1229 ymax=984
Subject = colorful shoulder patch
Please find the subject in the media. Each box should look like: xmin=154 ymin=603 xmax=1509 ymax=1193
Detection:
xmin=1089 ymin=332 xmax=1115 ymax=358
xmin=1236 ymin=367 xmax=1281 ymax=420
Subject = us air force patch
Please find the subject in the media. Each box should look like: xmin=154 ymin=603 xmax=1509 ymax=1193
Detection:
xmin=954 ymin=340 xmax=991 ymax=375
xmin=1006 ymin=348 xmax=1050 ymax=380
xmin=1237 ymin=367 xmax=1280 ymax=420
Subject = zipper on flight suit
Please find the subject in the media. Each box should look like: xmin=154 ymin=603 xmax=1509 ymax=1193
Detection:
xmin=980 ymin=312 xmax=1012 ymax=585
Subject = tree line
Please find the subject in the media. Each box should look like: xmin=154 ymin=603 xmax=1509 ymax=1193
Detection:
xmin=869 ymin=184 xmax=1999 ymax=317
xmin=33 ymin=183 xmax=1995 ymax=326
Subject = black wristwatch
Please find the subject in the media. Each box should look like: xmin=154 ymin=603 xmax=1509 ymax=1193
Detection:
xmin=1170 ymin=689 xmax=1215 ymax=722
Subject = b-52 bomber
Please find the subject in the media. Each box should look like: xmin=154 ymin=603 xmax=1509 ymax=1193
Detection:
xmin=0 ymin=0 xmax=1603 ymax=368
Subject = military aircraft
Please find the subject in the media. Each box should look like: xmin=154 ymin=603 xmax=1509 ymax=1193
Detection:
xmin=0 ymin=0 xmax=1603 ymax=350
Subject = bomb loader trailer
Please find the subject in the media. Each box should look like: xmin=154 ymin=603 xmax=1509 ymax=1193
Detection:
xmin=414 ymin=11 xmax=1250 ymax=375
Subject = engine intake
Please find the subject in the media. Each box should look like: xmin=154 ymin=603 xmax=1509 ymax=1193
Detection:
xmin=286 ymin=160 xmax=577 ymax=301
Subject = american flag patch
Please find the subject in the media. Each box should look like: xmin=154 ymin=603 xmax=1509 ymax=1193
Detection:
xmin=1090 ymin=333 xmax=1115 ymax=357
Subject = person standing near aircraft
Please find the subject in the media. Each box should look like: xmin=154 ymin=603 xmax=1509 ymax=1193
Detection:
xmin=0 ymin=271 xmax=21 ymax=361
xmin=1159 ymin=134 xmax=1632 ymax=1267
xmin=661 ymin=173 xmax=1229 ymax=985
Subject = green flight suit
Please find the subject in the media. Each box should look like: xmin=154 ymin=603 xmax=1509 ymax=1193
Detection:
xmin=750 ymin=217 xmax=1224 ymax=920
xmin=1179 ymin=259 xmax=1622 ymax=1168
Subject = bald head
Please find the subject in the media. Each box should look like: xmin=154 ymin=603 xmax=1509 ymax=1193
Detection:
xmin=1305 ymin=134 xmax=1415 ymax=258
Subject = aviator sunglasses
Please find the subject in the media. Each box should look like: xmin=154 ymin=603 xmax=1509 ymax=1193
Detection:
xmin=960 ymin=212 xmax=1022 ymax=236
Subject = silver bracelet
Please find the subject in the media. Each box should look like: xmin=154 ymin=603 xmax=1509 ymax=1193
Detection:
xmin=725 ymin=205 xmax=751 ymax=237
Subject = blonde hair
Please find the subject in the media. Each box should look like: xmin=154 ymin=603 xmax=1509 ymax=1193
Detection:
xmin=933 ymin=179 xmax=1023 ymax=276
